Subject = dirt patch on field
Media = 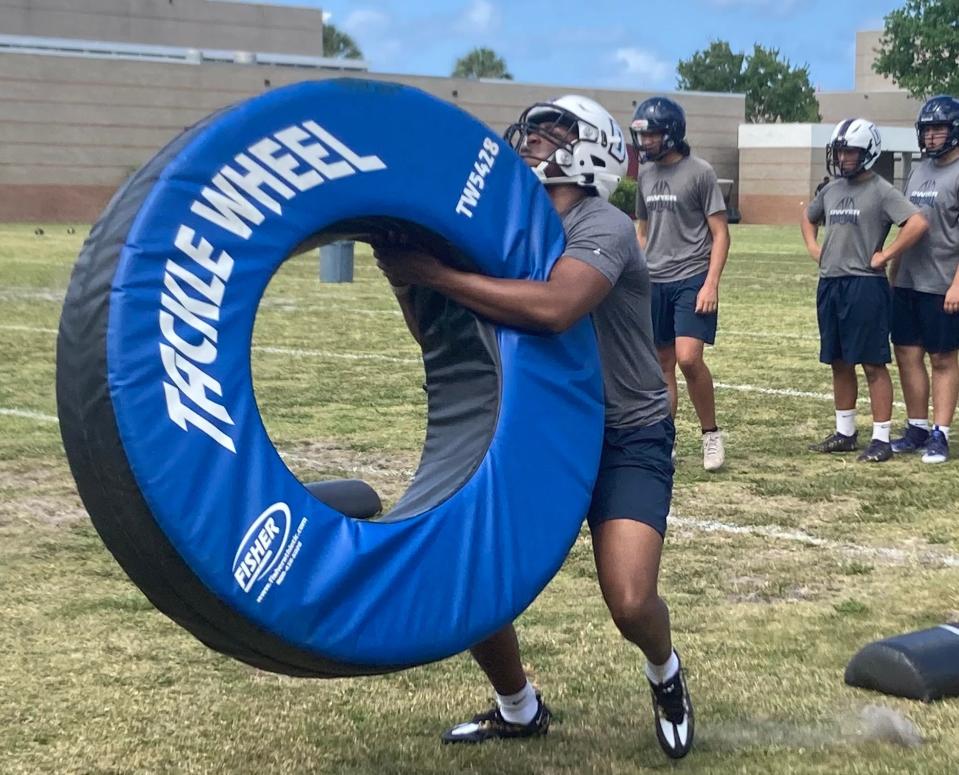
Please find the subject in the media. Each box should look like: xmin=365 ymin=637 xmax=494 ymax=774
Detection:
xmin=0 ymin=440 xmax=420 ymax=528
xmin=0 ymin=460 xmax=87 ymax=527
xmin=277 ymin=439 xmax=420 ymax=510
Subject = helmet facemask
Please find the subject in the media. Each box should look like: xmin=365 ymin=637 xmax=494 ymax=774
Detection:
xmin=505 ymin=104 xmax=583 ymax=187
xmin=917 ymin=121 xmax=959 ymax=159
xmin=826 ymin=141 xmax=869 ymax=178
xmin=629 ymin=120 xmax=674 ymax=163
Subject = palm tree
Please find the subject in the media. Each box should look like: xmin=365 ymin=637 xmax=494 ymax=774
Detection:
xmin=452 ymin=47 xmax=513 ymax=80
xmin=323 ymin=23 xmax=363 ymax=59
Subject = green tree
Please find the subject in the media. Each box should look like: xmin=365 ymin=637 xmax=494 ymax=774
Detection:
xmin=874 ymin=0 xmax=959 ymax=98
xmin=608 ymin=177 xmax=638 ymax=220
xmin=741 ymin=45 xmax=820 ymax=123
xmin=452 ymin=47 xmax=513 ymax=80
xmin=677 ymin=40 xmax=744 ymax=93
xmin=677 ymin=41 xmax=820 ymax=123
xmin=323 ymin=22 xmax=363 ymax=59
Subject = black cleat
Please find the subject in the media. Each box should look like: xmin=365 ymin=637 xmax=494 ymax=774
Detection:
xmin=891 ymin=423 xmax=930 ymax=453
xmin=441 ymin=694 xmax=550 ymax=744
xmin=857 ymin=438 xmax=892 ymax=463
xmin=808 ymin=430 xmax=858 ymax=453
xmin=649 ymin=657 xmax=694 ymax=759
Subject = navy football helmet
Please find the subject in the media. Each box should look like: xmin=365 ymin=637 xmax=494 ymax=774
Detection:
xmin=630 ymin=97 xmax=689 ymax=163
xmin=916 ymin=95 xmax=959 ymax=159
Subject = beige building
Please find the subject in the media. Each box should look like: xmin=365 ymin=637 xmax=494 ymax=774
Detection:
xmin=738 ymin=124 xmax=918 ymax=225
xmin=0 ymin=0 xmax=744 ymax=222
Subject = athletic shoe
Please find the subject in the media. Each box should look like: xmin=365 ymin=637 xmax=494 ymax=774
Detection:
xmin=702 ymin=430 xmax=725 ymax=471
xmin=808 ymin=430 xmax=858 ymax=453
xmin=921 ymin=430 xmax=949 ymax=464
xmin=891 ymin=424 xmax=930 ymax=453
xmin=857 ymin=438 xmax=893 ymax=463
xmin=648 ymin=656 xmax=694 ymax=759
xmin=441 ymin=693 xmax=550 ymax=744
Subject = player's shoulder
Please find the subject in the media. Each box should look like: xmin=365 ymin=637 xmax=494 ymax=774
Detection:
xmin=685 ymin=154 xmax=717 ymax=176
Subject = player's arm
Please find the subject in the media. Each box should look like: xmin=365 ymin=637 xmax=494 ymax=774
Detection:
xmin=945 ymin=260 xmax=959 ymax=315
xmin=696 ymin=211 xmax=730 ymax=314
xmin=635 ymin=218 xmax=648 ymax=251
xmin=376 ymin=249 xmax=612 ymax=334
xmin=800 ymin=211 xmax=822 ymax=263
xmin=870 ymin=212 xmax=929 ymax=269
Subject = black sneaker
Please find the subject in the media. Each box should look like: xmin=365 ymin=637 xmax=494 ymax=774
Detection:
xmin=441 ymin=694 xmax=550 ymax=744
xmin=648 ymin=657 xmax=694 ymax=759
xmin=808 ymin=430 xmax=858 ymax=453
xmin=857 ymin=438 xmax=893 ymax=462
xmin=891 ymin=423 xmax=930 ymax=453
xmin=921 ymin=429 xmax=949 ymax=464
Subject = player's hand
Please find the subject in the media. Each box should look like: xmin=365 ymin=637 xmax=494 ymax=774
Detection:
xmin=807 ymin=244 xmax=822 ymax=262
xmin=945 ymin=283 xmax=959 ymax=315
xmin=374 ymin=243 xmax=443 ymax=288
xmin=870 ymin=250 xmax=888 ymax=269
xmin=695 ymin=283 xmax=719 ymax=315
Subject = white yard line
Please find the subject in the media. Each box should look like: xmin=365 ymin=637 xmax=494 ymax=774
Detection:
xmin=669 ymin=514 xmax=959 ymax=569
xmin=253 ymin=345 xmax=420 ymax=364
xmin=0 ymin=407 xmax=58 ymax=423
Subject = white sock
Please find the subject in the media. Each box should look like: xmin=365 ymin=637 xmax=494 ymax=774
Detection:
xmin=873 ymin=421 xmax=892 ymax=443
xmin=908 ymin=418 xmax=930 ymax=431
xmin=836 ymin=409 xmax=857 ymax=437
xmin=645 ymin=650 xmax=679 ymax=685
xmin=935 ymin=425 xmax=951 ymax=439
xmin=496 ymin=680 xmax=538 ymax=725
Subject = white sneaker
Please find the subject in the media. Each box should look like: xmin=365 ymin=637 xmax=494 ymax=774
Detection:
xmin=702 ymin=430 xmax=725 ymax=471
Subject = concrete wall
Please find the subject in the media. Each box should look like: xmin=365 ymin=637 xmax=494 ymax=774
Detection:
xmin=818 ymin=89 xmax=921 ymax=128
xmin=854 ymin=31 xmax=899 ymax=93
xmin=0 ymin=0 xmax=325 ymax=56
xmin=0 ymin=49 xmax=744 ymax=221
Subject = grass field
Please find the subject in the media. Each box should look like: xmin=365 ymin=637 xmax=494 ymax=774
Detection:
xmin=2 ymin=222 xmax=958 ymax=774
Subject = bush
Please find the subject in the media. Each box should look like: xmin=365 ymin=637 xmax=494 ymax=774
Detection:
xmin=608 ymin=177 xmax=637 ymax=219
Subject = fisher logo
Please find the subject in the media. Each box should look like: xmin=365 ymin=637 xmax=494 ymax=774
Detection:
xmin=829 ymin=197 xmax=860 ymax=225
xmin=233 ymin=502 xmax=291 ymax=593
xmin=909 ymin=179 xmax=938 ymax=208
xmin=646 ymin=180 xmax=677 ymax=213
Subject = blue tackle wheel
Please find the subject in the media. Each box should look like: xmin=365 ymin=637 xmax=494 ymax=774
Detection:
xmin=56 ymin=79 xmax=604 ymax=676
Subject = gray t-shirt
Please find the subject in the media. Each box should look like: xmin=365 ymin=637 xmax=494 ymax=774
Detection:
xmin=896 ymin=157 xmax=959 ymax=294
xmin=635 ymin=155 xmax=727 ymax=282
xmin=807 ymin=174 xmax=919 ymax=278
xmin=560 ymin=196 xmax=670 ymax=429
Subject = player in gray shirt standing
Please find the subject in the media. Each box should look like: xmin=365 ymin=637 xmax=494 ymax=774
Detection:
xmin=631 ymin=97 xmax=730 ymax=472
xmin=376 ymin=95 xmax=693 ymax=759
xmin=890 ymin=95 xmax=959 ymax=464
xmin=801 ymin=118 xmax=928 ymax=462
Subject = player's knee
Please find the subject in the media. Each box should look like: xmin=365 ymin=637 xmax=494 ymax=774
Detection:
xmin=676 ymin=351 xmax=705 ymax=374
xmin=608 ymin=590 xmax=661 ymax=635
xmin=930 ymin=351 xmax=958 ymax=372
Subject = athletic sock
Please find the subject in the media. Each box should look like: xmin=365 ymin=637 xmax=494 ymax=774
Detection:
xmin=645 ymin=650 xmax=679 ymax=685
xmin=908 ymin=418 xmax=930 ymax=431
xmin=496 ymin=680 xmax=538 ymax=725
xmin=836 ymin=409 xmax=857 ymax=437
xmin=873 ymin=421 xmax=892 ymax=443
xmin=935 ymin=425 xmax=951 ymax=439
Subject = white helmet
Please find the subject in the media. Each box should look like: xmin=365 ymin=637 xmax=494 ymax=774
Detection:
xmin=504 ymin=94 xmax=627 ymax=200
xmin=826 ymin=118 xmax=882 ymax=178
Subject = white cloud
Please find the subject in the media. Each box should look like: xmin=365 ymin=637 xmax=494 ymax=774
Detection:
xmin=456 ymin=0 xmax=498 ymax=34
xmin=322 ymin=10 xmax=331 ymax=23
xmin=613 ymin=47 xmax=673 ymax=85
xmin=343 ymin=9 xmax=390 ymax=35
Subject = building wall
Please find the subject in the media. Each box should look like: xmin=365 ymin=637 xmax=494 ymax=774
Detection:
xmin=854 ymin=30 xmax=898 ymax=93
xmin=818 ymin=90 xmax=921 ymax=128
xmin=738 ymin=147 xmax=818 ymax=225
xmin=0 ymin=49 xmax=744 ymax=221
xmin=0 ymin=0 xmax=325 ymax=56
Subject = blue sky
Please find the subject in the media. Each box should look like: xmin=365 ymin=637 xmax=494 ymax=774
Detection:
xmin=252 ymin=0 xmax=903 ymax=92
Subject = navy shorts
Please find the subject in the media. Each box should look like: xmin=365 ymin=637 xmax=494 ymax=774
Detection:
xmin=586 ymin=416 xmax=675 ymax=537
xmin=651 ymin=271 xmax=718 ymax=348
xmin=891 ymin=287 xmax=959 ymax=354
xmin=817 ymin=275 xmax=891 ymax=365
